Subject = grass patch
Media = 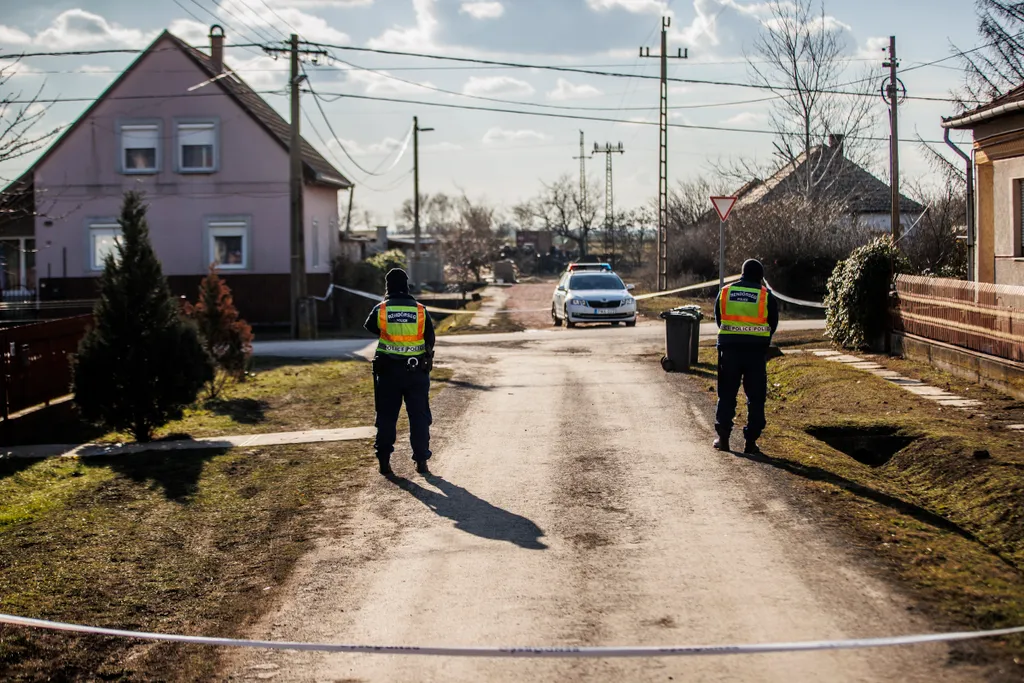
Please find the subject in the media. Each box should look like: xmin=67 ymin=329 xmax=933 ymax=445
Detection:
xmin=0 ymin=443 xmax=369 ymax=681
xmin=435 ymin=300 xmax=482 ymax=335
xmin=0 ymin=360 xmax=457 ymax=680
xmin=693 ymin=346 xmax=1024 ymax=669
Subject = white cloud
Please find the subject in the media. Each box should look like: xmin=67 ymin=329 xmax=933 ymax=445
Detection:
xmin=460 ymin=1 xmax=505 ymax=19
xmin=218 ymin=0 xmax=350 ymax=44
xmin=329 ymin=135 xmax=411 ymax=157
xmin=167 ymin=19 xmax=209 ymax=46
xmin=224 ymin=54 xmax=289 ymax=89
xmin=347 ymin=69 xmax=437 ymax=95
xmin=278 ymin=0 xmax=373 ymax=6
xmin=463 ymin=76 xmax=534 ymax=97
xmin=34 ymin=9 xmax=153 ymax=48
xmin=858 ymin=36 xmax=891 ymax=60
xmin=586 ymin=0 xmax=668 ymax=13
xmin=722 ymin=111 xmax=767 ymax=126
xmin=547 ymin=78 xmax=602 ymax=100
xmin=369 ymin=0 xmax=440 ymax=50
xmin=76 ymin=65 xmax=116 ymax=76
xmin=482 ymin=128 xmax=548 ymax=145
xmin=0 ymin=25 xmax=31 ymax=45
xmin=0 ymin=59 xmax=39 ymax=77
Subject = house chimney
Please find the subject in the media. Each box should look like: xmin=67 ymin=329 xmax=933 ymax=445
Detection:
xmin=828 ymin=133 xmax=845 ymax=158
xmin=210 ymin=24 xmax=225 ymax=73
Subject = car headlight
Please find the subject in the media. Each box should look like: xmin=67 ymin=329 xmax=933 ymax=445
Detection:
xmin=569 ymin=298 xmax=587 ymax=306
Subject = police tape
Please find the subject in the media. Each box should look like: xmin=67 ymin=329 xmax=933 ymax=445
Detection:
xmin=314 ymin=276 xmax=745 ymax=317
xmin=1 ymin=613 xmax=1022 ymax=657
xmin=762 ymin=281 xmax=827 ymax=310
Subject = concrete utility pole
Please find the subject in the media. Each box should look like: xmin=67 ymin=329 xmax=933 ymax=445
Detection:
xmin=573 ymin=130 xmax=590 ymax=212
xmin=883 ymin=36 xmax=902 ymax=241
xmin=412 ymin=116 xmax=434 ymax=286
xmin=642 ymin=17 xmax=688 ymax=291
xmin=264 ymin=34 xmax=327 ymax=339
xmin=592 ymin=142 xmax=625 ymax=264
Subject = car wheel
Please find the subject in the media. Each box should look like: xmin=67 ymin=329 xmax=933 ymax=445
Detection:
xmin=661 ymin=356 xmax=674 ymax=372
xmin=551 ymin=304 xmax=561 ymax=326
xmin=565 ymin=308 xmax=576 ymax=328
xmin=626 ymin=320 xmax=637 ymax=328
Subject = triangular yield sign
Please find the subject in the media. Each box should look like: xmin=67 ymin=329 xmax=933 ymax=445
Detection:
xmin=710 ymin=196 xmax=738 ymax=222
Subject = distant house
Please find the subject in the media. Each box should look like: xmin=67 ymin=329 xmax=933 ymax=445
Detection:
xmin=943 ymin=87 xmax=1024 ymax=286
xmin=0 ymin=25 xmax=351 ymax=323
xmin=727 ymin=135 xmax=925 ymax=231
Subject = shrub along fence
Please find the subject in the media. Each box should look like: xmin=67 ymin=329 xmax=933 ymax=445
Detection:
xmin=893 ymin=275 xmax=1024 ymax=363
xmin=0 ymin=315 xmax=91 ymax=420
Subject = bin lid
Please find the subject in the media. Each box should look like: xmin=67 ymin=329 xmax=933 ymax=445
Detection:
xmin=659 ymin=309 xmax=699 ymax=321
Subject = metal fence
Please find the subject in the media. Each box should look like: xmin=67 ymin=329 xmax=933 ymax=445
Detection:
xmin=893 ymin=275 xmax=1024 ymax=363
xmin=0 ymin=315 xmax=92 ymax=420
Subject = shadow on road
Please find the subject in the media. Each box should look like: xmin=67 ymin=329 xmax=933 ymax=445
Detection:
xmin=431 ymin=377 xmax=493 ymax=392
xmin=388 ymin=473 xmax=548 ymax=550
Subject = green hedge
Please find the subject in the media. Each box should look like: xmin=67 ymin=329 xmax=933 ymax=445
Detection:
xmin=825 ymin=236 xmax=910 ymax=350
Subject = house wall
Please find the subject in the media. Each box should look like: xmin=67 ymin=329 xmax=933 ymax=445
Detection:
xmin=303 ymin=185 xmax=339 ymax=279
xmin=974 ymin=128 xmax=1024 ymax=287
xmin=33 ymin=35 xmax=292 ymax=280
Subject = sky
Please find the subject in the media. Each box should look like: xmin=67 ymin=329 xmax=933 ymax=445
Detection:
xmin=0 ymin=0 xmax=984 ymax=228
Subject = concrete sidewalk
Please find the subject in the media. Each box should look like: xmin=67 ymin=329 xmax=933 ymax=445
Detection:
xmin=2 ymin=426 xmax=375 ymax=460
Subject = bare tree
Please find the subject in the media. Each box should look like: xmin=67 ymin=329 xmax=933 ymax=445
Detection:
xmin=515 ymin=174 xmax=601 ymax=257
xmin=745 ymin=0 xmax=877 ymax=192
xmin=437 ymin=195 xmax=502 ymax=286
xmin=903 ymin=179 xmax=967 ymax=278
xmin=955 ymin=0 xmax=1024 ymax=106
xmin=0 ymin=59 xmax=62 ymax=224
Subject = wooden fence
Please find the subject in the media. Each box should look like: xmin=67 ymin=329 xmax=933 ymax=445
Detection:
xmin=893 ymin=275 xmax=1024 ymax=363
xmin=0 ymin=315 xmax=92 ymax=420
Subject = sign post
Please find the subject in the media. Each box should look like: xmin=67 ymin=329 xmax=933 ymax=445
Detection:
xmin=710 ymin=196 xmax=738 ymax=292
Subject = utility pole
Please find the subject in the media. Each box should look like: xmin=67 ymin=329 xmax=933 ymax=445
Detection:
xmin=883 ymin=36 xmax=903 ymax=241
xmin=264 ymin=34 xmax=327 ymax=339
xmin=412 ymin=116 xmax=434 ymax=286
xmin=592 ymin=142 xmax=625 ymax=265
xmin=573 ymin=130 xmax=590 ymax=211
xmin=642 ymin=17 xmax=688 ymax=291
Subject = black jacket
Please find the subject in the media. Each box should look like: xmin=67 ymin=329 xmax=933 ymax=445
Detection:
xmin=714 ymin=278 xmax=779 ymax=349
xmin=364 ymin=292 xmax=436 ymax=361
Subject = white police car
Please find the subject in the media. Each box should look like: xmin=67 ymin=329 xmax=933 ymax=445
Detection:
xmin=551 ymin=267 xmax=637 ymax=328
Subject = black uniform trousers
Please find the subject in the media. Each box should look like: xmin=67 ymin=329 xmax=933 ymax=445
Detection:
xmin=373 ymin=358 xmax=432 ymax=463
xmin=715 ymin=347 xmax=768 ymax=444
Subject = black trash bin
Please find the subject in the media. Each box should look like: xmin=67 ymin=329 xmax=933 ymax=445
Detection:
xmin=675 ymin=305 xmax=704 ymax=365
xmin=659 ymin=307 xmax=700 ymax=372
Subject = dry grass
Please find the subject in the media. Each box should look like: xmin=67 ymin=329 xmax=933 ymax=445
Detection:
xmin=692 ymin=344 xmax=1024 ymax=674
xmin=0 ymin=360 xmax=455 ymax=681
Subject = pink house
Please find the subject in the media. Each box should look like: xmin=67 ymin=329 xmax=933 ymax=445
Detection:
xmin=1 ymin=25 xmax=351 ymax=324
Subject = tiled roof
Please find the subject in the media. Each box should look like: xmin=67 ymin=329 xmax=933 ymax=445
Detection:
xmin=942 ymin=84 xmax=1024 ymax=129
xmin=732 ymin=145 xmax=924 ymax=214
xmin=171 ymin=33 xmax=350 ymax=188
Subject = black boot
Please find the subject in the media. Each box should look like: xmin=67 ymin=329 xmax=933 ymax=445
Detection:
xmin=713 ymin=434 xmax=730 ymax=451
xmin=744 ymin=441 xmax=762 ymax=455
xmin=378 ymin=459 xmax=393 ymax=476
xmin=415 ymin=459 xmax=430 ymax=475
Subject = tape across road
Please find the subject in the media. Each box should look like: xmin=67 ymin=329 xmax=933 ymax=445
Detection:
xmin=1 ymin=613 xmax=1022 ymax=658
xmin=316 ymin=276 xmax=747 ymax=316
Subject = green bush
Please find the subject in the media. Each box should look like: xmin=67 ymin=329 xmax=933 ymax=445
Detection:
xmin=73 ymin=192 xmax=214 ymax=442
xmin=824 ymin=235 xmax=910 ymax=350
xmin=365 ymin=249 xmax=407 ymax=274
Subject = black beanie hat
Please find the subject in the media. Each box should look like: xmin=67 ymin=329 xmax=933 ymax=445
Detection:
xmin=385 ymin=268 xmax=410 ymax=295
xmin=741 ymin=259 xmax=765 ymax=283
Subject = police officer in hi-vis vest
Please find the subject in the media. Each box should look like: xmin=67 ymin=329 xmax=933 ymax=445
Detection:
xmin=364 ymin=268 xmax=436 ymax=477
xmin=713 ymin=259 xmax=779 ymax=455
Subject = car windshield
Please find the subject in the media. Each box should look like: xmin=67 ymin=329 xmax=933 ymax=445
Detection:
xmin=569 ymin=274 xmax=625 ymax=291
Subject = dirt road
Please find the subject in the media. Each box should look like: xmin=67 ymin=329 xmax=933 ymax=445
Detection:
xmin=226 ymin=321 xmax=983 ymax=682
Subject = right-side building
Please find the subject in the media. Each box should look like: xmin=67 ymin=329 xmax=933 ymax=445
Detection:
xmin=944 ymin=86 xmax=1024 ymax=286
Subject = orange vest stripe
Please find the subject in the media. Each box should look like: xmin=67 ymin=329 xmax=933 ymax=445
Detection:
xmin=720 ymin=286 xmax=768 ymax=324
xmin=379 ymin=303 xmax=427 ymax=343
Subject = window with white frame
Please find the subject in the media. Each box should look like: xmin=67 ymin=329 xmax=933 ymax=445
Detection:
xmin=178 ymin=121 xmax=216 ymax=172
xmin=208 ymin=220 xmax=248 ymax=269
xmin=90 ymin=224 xmax=122 ymax=270
xmin=120 ymin=123 xmax=159 ymax=173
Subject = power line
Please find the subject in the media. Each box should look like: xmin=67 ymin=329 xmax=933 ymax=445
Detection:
xmin=311 ymin=42 xmax=970 ymax=103
xmin=2 ymin=89 xmax=286 ymax=104
xmin=305 ymin=88 xmax=960 ymax=145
